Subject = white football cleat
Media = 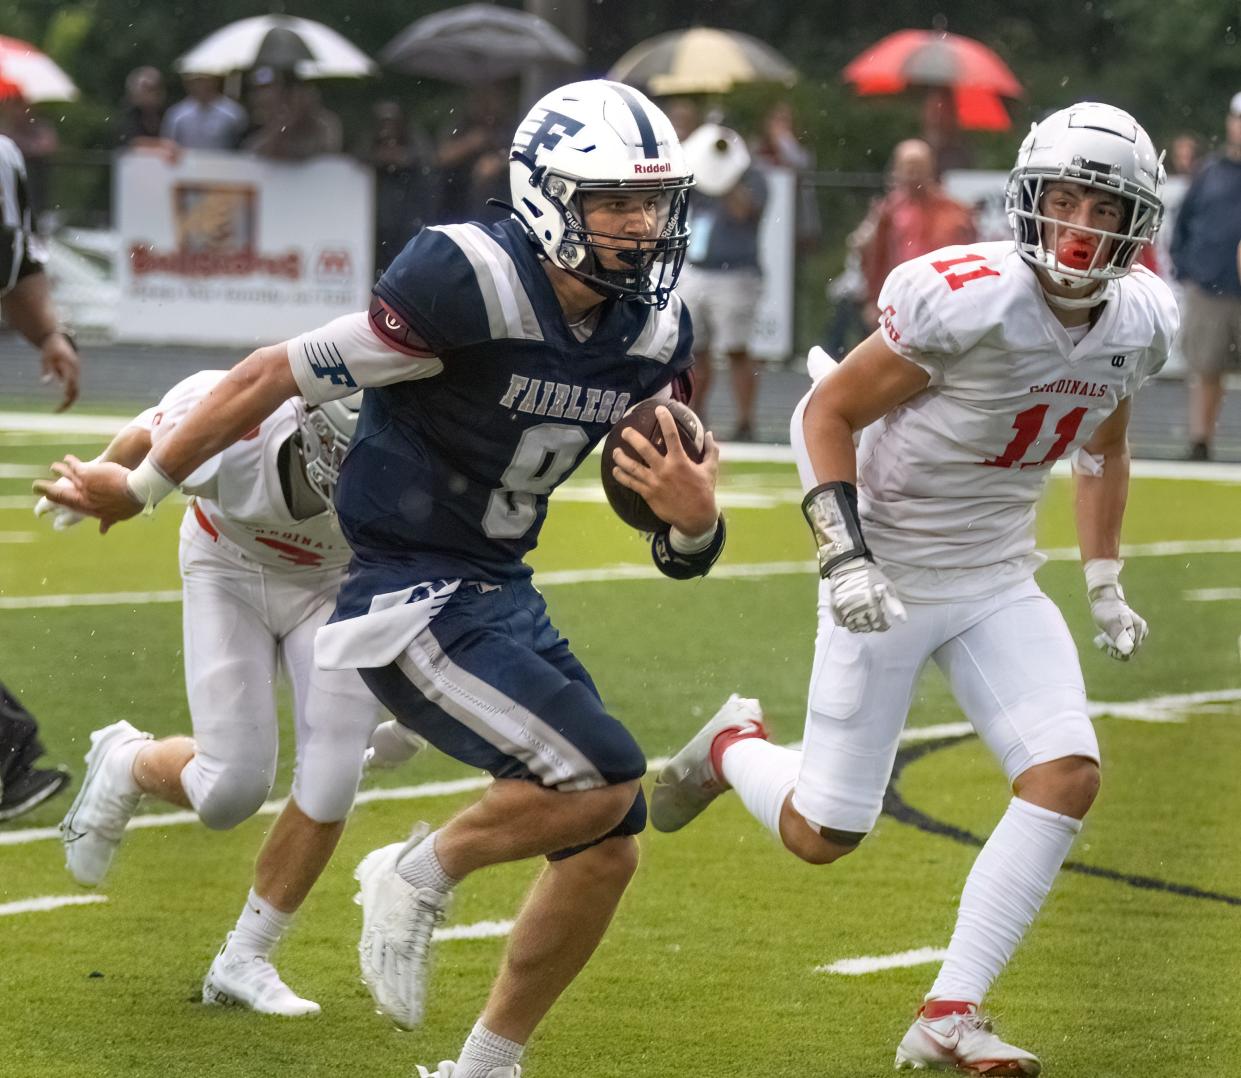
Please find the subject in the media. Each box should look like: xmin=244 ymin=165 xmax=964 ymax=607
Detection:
xmin=649 ymin=694 xmax=767 ymax=832
xmin=894 ymin=1002 xmax=1041 ymax=1075
xmin=59 ymin=720 xmax=151 ymax=886
xmin=202 ymin=938 xmax=320 ymax=1017
xmin=416 ymin=1065 xmax=521 ymax=1078
xmin=355 ymin=823 xmax=450 ymax=1030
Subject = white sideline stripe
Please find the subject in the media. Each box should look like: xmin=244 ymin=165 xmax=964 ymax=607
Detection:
xmin=815 ymin=946 xmax=949 ymax=976
xmin=0 ymin=464 xmax=46 ymax=478
xmin=0 ymin=590 xmax=184 ymax=609
xmin=8 ymin=692 xmax=1229 ymax=851
xmin=0 ymin=894 xmax=108 ymax=916
xmin=0 ymin=412 xmax=133 ymax=435
xmin=1185 ymin=588 xmax=1241 ymax=602
xmin=0 ymin=531 xmax=34 ymax=543
xmin=433 ymin=919 xmax=514 ymax=942
xmin=7 ymin=538 xmax=1241 ymax=611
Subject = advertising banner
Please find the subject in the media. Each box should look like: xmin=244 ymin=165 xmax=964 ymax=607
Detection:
xmin=115 ymin=150 xmax=374 ymax=346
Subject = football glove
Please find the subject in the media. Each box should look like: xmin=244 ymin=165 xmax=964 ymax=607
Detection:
xmin=1085 ymin=558 xmax=1148 ymax=661
xmin=364 ymin=720 xmax=427 ymax=770
xmin=827 ymin=555 xmax=907 ymax=633
xmin=34 ymin=481 xmax=87 ymax=531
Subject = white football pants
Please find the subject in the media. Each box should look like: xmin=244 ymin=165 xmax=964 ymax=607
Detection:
xmin=178 ymin=533 xmax=380 ymax=829
xmin=792 ymin=576 xmax=1099 ymax=835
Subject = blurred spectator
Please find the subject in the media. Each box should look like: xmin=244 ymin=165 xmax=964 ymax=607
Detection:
xmin=859 ymin=138 xmax=975 ymax=311
xmin=116 ymin=66 xmax=166 ymax=146
xmin=922 ymin=87 xmax=972 ymax=172
xmin=662 ymin=97 xmax=702 ymax=143
xmin=824 ymin=200 xmax=880 ymax=360
xmin=0 ymin=96 xmax=58 ymax=220
xmin=679 ymin=125 xmax=768 ymax=441
xmin=361 ymin=100 xmax=434 ymax=275
xmin=1170 ymin=92 xmax=1241 ymax=461
xmin=162 ymin=73 xmax=247 ymax=151
xmin=1169 ymin=132 xmax=1203 ymax=177
xmin=433 ymin=84 xmax=512 ymax=224
xmin=751 ymin=99 xmax=821 ymax=255
xmin=243 ymin=77 xmax=342 ymax=160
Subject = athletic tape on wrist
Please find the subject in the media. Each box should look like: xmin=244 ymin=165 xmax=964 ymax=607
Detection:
xmin=1084 ymin=557 xmax=1123 ymax=596
xmin=668 ymin=519 xmax=719 ymax=554
xmin=801 ymin=481 xmax=868 ymax=578
xmin=125 ymin=456 xmax=177 ymax=514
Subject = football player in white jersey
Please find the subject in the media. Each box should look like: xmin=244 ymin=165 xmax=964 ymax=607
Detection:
xmin=38 ymin=371 xmax=421 ymax=1017
xmin=652 ymin=103 xmax=1178 ymax=1075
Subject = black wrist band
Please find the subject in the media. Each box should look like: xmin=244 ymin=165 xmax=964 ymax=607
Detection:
xmin=801 ymin=481 xmax=869 ymax=578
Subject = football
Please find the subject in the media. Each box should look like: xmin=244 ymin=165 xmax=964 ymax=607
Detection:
xmin=600 ymin=398 xmax=706 ymax=531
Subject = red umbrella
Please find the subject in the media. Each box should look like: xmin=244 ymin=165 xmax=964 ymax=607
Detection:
xmin=843 ymin=29 xmax=1020 ymax=131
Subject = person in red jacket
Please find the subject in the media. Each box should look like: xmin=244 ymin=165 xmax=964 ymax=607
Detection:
xmin=859 ymin=138 xmax=976 ymax=311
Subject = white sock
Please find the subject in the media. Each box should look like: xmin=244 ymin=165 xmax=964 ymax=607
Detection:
xmin=226 ymin=888 xmax=293 ymax=961
xmin=455 ymin=1019 xmax=524 ymax=1078
xmin=928 ymin=797 xmax=1082 ymax=1004
xmin=719 ymin=738 xmax=801 ymax=840
xmin=397 ymin=828 xmax=458 ymax=893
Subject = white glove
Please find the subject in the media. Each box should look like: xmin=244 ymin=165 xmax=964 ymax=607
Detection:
xmin=1086 ymin=558 xmax=1148 ymax=661
xmin=34 ymin=479 xmax=87 ymax=531
xmin=364 ymin=719 xmax=427 ymax=769
xmin=827 ymin=556 xmax=907 ymax=633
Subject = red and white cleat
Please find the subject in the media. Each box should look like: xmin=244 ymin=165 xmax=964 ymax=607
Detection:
xmin=894 ymin=1001 xmax=1041 ymax=1075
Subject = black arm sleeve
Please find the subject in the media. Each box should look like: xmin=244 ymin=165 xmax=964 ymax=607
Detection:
xmin=650 ymin=515 xmax=726 ymax=580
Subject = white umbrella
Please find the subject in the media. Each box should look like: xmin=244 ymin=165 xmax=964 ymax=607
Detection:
xmin=175 ymin=15 xmax=377 ymax=79
xmin=0 ymin=36 xmax=78 ymax=103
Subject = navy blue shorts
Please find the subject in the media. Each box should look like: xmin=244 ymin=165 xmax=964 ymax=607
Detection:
xmin=359 ymin=577 xmax=647 ymax=852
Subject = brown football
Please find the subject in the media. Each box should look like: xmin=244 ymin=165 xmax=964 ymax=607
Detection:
xmin=600 ymin=398 xmax=706 ymax=531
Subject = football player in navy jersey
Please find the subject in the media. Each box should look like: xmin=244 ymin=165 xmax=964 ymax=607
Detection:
xmin=38 ymin=80 xmax=722 ymax=1078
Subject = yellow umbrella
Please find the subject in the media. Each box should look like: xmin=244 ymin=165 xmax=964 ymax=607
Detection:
xmin=608 ymin=27 xmax=796 ymax=96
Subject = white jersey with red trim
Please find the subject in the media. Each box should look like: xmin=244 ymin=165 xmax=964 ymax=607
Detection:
xmin=862 ymin=240 xmax=1178 ymax=601
xmin=133 ymin=371 xmax=351 ymax=571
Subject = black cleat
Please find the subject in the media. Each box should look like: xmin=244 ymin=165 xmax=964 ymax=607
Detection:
xmin=0 ymin=766 xmax=71 ymax=822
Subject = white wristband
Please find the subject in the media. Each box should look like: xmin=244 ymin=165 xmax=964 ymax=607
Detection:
xmin=125 ymin=456 xmax=177 ymax=515
xmin=669 ymin=519 xmax=719 ymax=554
xmin=1084 ymin=557 xmax=1123 ymax=595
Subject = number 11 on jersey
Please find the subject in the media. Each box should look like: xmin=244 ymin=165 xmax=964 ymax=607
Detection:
xmin=981 ymin=405 xmax=1087 ymax=469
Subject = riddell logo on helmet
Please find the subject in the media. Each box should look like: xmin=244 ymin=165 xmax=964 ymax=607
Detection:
xmin=634 ymin=161 xmax=672 ymax=174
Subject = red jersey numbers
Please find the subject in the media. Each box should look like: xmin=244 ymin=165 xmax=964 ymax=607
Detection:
xmin=931 ymin=254 xmax=1000 ymax=291
xmin=981 ymin=405 xmax=1087 ymax=469
xmin=881 ymin=305 xmax=901 ymax=345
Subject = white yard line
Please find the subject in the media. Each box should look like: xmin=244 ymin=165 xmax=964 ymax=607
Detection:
xmin=0 ymin=464 xmax=48 ymax=478
xmin=433 ymin=919 xmax=514 ymax=942
xmin=1185 ymin=588 xmax=1241 ymax=602
xmin=0 ymin=532 xmax=34 ymax=543
xmin=5 ymin=690 xmax=1234 ymax=850
xmin=814 ymin=946 xmax=950 ymax=976
xmin=0 ymin=412 xmax=134 ymax=435
xmin=5 ymin=539 xmax=1241 ymax=611
xmin=0 ymin=894 xmax=108 ymax=916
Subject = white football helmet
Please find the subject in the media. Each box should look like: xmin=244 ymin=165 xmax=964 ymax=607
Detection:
xmin=297 ymin=392 xmax=362 ymax=508
xmin=1005 ymin=102 xmax=1164 ymax=291
xmin=508 ymin=79 xmax=692 ymax=309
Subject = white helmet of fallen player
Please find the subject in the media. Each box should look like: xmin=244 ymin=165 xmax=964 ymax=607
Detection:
xmin=1005 ymin=102 xmax=1164 ymax=295
xmin=507 ymin=79 xmax=692 ymax=309
xmin=297 ymin=392 xmax=362 ymax=508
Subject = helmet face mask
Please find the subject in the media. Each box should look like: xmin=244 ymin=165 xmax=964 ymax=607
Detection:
xmin=508 ymin=80 xmax=693 ymax=309
xmin=1005 ymin=102 xmax=1165 ymax=293
xmin=296 ymin=392 xmax=362 ymax=510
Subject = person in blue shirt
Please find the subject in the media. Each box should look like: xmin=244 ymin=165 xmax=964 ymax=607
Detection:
xmin=37 ymin=80 xmax=722 ymax=1078
xmin=1170 ymin=91 xmax=1241 ymax=460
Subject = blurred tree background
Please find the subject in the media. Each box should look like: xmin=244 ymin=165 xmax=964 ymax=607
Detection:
xmin=0 ymin=0 xmax=1237 ymax=350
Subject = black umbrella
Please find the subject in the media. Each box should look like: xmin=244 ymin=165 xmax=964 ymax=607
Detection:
xmin=380 ymin=3 xmax=583 ymax=83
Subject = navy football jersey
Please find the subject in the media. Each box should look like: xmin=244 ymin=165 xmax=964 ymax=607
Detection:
xmin=331 ymin=218 xmax=693 ymax=583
